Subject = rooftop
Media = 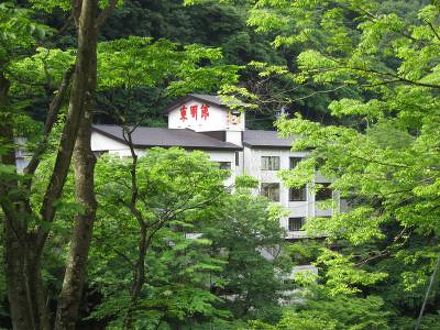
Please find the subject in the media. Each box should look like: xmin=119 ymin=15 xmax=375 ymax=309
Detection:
xmin=92 ymin=125 xmax=242 ymax=150
xmin=93 ymin=125 xmax=295 ymax=150
xmin=242 ymin=130 xmax=294 ymax=148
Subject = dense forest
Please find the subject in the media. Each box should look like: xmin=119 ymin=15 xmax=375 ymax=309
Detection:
xmin=0 ymin=0 xmax=439 ymax=329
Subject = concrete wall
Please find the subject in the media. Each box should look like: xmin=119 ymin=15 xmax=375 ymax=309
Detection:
xmin=243 ymin=146 xmax=337 ymax=237
xmin=206 ymin=149 xmax=237 ymax=187
xmin=91 ymin=131 xmax=128 ymax=152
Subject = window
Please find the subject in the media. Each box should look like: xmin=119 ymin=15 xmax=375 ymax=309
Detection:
xmin=288 ymin=217 xmax=305 ymax=231
xmin=289 ymin=157 xmax=302 ymax=169
xmin=235 ymin=152 xmax=240 ymax=166
xmin=289 ymin=185 xmax=307 ymax=201
xmin=261 ymin=183 xmax=280 ymax=202
xmin=261 ymin=156 xmax=280 ymax=170
xmin=218 ymin=162 xmax=231 ymax=170
xmin=315 ymin=183 xmax=332 ymax=201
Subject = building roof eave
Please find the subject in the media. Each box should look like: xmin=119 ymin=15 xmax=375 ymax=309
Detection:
xmin=92 ymin=125 xmax=242 ymax=151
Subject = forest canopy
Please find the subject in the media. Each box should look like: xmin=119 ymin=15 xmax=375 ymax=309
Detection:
xmin=0 ymin=0 xmax=439 ymax=329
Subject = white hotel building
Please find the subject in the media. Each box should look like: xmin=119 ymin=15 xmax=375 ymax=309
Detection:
xmin=91 ymin=94 xmax=338 ymax=239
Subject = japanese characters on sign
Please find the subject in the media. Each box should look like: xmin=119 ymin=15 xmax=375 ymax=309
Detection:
xmin=180 ymin=104 xmax=187 ymax=121
xmin=180 ymin=103 xmax=209 ymax=122
xmin=190 ymin=105 xmax=198 ymax=120
xmin=201 ymin=104 xmax=209 ymax=120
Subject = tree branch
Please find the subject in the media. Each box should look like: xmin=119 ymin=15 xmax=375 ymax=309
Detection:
xmin=347 ymin=66 xmax=440 ymax=89
xmin=355 ymin=227 xmax=410 ymax=267
xmin=24 ymin=66 xmax=74 ymax=176
xmin=425 ymin=20 xmax=440 ymax=43
xmin=95 ymin=0 xmax=117 ymax=29
xmin=71 ymin=0 xmax=82 ymax=27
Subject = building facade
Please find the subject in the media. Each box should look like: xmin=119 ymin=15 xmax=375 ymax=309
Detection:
xmin=91 ymin=94 xmax=338 ymax=239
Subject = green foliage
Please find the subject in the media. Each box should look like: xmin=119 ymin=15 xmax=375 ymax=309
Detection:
xmin=88 ymin=149 xmax=227 ymax=326
xmin=316 ymin=249 xmax=388 ymax=296
xmin=95 ymin=36 xmax=240 ymax=125
xmin=251 ymin=249 xmax=390 ymax=329
xmin=251 ymin=0 xmax=440 ymax=326
xmin=98 ymin=36 xmax=240 ymax=94
xmin=10 ymin=47 xmax=75 ymax=95
xmin=84 ymin=148 xmax=289 ymax=327
xmin=204 ymin=192 xmax=288 ymax=322
xmin=29 ymin=0 xmax=71 ymax=13
xmin=251 ymin=289 xmax=390 ymax=329
xmin=4 ymin=0 xmax=440 ymax=328
xmin=0 ymin=2 xmax=51 ymax=68
xmin=234 ymin=175 xmax=259 ymax=189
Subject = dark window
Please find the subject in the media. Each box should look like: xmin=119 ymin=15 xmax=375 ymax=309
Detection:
xmin=235 ymin=152 xmax=240 ymax=166
xmin=218 ymin=162 xmax=231 ymax=170
xmin=261 ymin=183 xmax=280 ymax=202
xmin=315 ymin=183 xmax=332 ymax=201
xmin=261 ymin=156 xmax=280 ymax=170
xmin=289 ymin=185 xmax=307 ymax=201
xmin=288 ymin=217 xmax=305 ymax=231
xmin=289 ymin=157 xmax=302 ymax=169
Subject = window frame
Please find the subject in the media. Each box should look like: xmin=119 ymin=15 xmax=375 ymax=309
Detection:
xmin=289 ymin=156 xmax=302 ymax=169
xmin=289 ymin=185 xmax=307 ymax=201
xmin=217 ymin=161 xmax=232 ymax=171
xmin=261 ymin=156 xmax=280 ymax=171
xmin=288 ymin=217 xmax=305 ymax=231
xmin=260 ymin=182 xmax=280 ymax=202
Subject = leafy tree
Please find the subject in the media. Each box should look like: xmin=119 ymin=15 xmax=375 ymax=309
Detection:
xmin=95 ymin=36 xmax=241 ymax=126
xmin=81 ymin=150 xmax=289 ymax=328
xmin=0 ymin=0 xmax=118 ymax=327
xmin=204 ymin=192 xmax=289 ymax=323
xmin=88 ymin=148 xmax=227 ymax=328
xmin=247 ymin=0 xmax=440 ymax=327
xmin=251 ymin=248 xmax=390 ymax=329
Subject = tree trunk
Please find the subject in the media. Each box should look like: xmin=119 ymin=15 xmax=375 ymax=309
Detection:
xmin=124 ymin=224 xmax=148 ymax=330
xmin=55 ymin=113 xmax=97 ymax=330
xmin=26 ymin=250 xmax=52 ymax=330
xmin=2 ymin=0 xmax=116 ymax=327
xmin=0 ymin=72 xmax=37 ymax=329
xmin=54 ymin=0 xmax=99 ymax=328
xmin=4 ymin=227 xmax=35 ymax=330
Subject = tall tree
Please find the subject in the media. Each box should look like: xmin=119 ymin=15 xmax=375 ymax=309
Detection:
xmin=0 ymin=0 xmax=117 ymax=328
xmin=88 ymin=148 xmax=228 ymax=328
xmin=54 ymin=0 xmax=117 ymax=329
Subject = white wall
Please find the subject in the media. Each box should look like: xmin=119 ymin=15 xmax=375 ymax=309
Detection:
xmin=243 ymin=146 xmax=336 ymax=235
xmin=225 ymin=131 xmax=242 ymax=146
xmin=91 ymin=131 xmax=128 ymax=152
xmin=167 ymin=99 xmax=245 ymax=133
xmin=207 ymin=150 xmax=237 ymax=187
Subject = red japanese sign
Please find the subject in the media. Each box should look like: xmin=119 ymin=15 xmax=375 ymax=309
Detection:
xmin=190 ymin=105 xmax=198 ymax=120
xmin=179 ymin=103 xmax=210 ymax=121
xmin=180 ymin=105 xmax=187 ymax=121
xmin=201 ymin=104 xmax=209 ymax=120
